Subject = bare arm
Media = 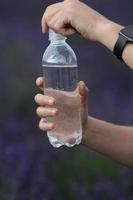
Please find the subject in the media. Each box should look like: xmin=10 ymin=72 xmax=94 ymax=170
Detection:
xmin=35 ymin=78 xmax=133 ymax=168
xmin=42 ymin=0 xmax=133 ymax=68
xmin=97 ymin=22 xmax=133 ymax=68
xmin=83 ymin=117 xmax=133 ymax=167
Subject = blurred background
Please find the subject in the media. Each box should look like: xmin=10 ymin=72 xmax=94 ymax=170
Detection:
xmin=0 ymin=0 xmax=133 ymax=199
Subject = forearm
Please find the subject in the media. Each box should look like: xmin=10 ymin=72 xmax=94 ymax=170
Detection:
xmin=97 ymin=21 xmax=133 ymax=69
xmin=82 ymin=116 xmax=133 ymax=167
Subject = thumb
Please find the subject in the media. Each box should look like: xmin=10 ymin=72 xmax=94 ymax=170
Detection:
xmin=36 ymin=77 xmax=45 ymax=91
xmin=78 ymin=81 xmax=89 ymax=105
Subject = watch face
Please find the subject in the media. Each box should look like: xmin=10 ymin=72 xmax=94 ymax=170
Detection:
xmin=121 ymin=25 xmax=133 ymax=41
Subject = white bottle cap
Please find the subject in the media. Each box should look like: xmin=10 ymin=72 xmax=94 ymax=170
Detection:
xmin=49 ymin=29 xmax=66 ymax=41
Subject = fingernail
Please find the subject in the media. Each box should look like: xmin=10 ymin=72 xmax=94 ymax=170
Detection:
xmin=52 ymin=109 xmax=57 ymax=115
xmin=49 ymin=99 xmax=54 ymax=105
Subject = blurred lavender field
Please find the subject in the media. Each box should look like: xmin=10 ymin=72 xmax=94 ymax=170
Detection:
xmin=0 ymin=0 xmax=133 ymax=199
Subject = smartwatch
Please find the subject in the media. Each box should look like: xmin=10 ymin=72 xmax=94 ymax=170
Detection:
xmin=113 ymin=25 xmax=133 ymax=61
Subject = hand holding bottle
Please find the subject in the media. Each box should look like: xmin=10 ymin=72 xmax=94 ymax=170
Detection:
xmin=35 ymin=77 xmax=89 ymax=139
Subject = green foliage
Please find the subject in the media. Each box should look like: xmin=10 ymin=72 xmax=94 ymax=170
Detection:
xmin=47 ymin=146 xmax=119 ymax=198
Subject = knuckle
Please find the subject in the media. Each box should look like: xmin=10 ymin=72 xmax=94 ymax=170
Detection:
xmin=48 ymin=20 xmax=53 ymax=27
xmin=39 ymin=120 xmax=46 ymax=131
xmin=44 ymin=12 xmax=48 ymax=19
xmin=45 ymin=5 xmax=50 ymax=12
xmin=65 ymin=5 xmax=74 ymax=20
xmin=49 ymin=20 xmax=57 ymax=29
xmin=44 ymin=5 xmax=53 ymax=21
xmin=48 ymin=21 xmax=53 ymax=28
xmin=34 ymin=94 xmax=38 ymax=102
xmin=44 ymin=13 xmax=49 ymax=21
xmin=52 ymin=108 xmax=58 ymax=115
xmin=66 ymin=1 xmax=74 ymax=11
xmin=34 ymin=94 xmax=41 ymax=103
xmin=53 ymin=24 xmax=59 ymax=31
xmin=36 ymin=107 xmax=41 ymax=116
xmin=39 ymin=122 xmax=43 ymax=131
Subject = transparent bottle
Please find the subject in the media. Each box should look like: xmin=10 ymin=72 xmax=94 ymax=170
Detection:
xmin=42 ymin=29 xmax=82 ymax=148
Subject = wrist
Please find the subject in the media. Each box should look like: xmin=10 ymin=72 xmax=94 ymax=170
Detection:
xmin=96 ymin=20 xmax=124 ymax=51
xmin=81 ymin=116 xmax=92 ymax=146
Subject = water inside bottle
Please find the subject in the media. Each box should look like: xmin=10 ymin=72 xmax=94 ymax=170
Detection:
xmin=45 ymin=88 xmax=82 ymax=147
xmin=43 ymin=64 xmax=78 ymax=91
xmin=42 ymin=64 xmax=82 ymax=147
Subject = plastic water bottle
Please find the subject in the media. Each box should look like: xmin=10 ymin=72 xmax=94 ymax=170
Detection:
xmin=42 ymin=29 xmax=82 ymax=148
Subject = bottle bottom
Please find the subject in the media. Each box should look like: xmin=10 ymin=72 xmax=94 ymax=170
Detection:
xmin=45 ymin=88 xmax=82 ymax=148
xmin=47 ymin=132 xmax=82 ymax=148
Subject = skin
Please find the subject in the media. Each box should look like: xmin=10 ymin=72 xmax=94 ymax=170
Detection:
xmin=35 ymin=77 xmax=133 ymax=168
xmin=35 ymin=78 xmax=88 ymax=134
xmin=35 ymin=1 xmax=133 ymax=167
xmin=41 ymin=0 xmax=133 ymax=68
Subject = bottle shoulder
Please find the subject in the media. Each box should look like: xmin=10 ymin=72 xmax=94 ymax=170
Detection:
xmin=42 ymin=42 xmax=77 ymax=66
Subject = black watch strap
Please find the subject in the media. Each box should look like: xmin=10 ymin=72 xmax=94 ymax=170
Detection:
xmin=113 ymin=33 xmax=128 ymax=61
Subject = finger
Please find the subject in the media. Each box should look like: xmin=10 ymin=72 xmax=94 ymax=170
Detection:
xmin=36 ymin=77 xmax=45 ymax=91
xmin=42 ymin=14 xmax=49 ymax=33
xmin=48 ymin=10 xmax=76 ymax=36
xmin=34 ymin=94 xmax=55 ymax=106
xmin=78 ymin=81 xmax=86 ymax=95
xmin=39 ymin=118 xmax=54 ymax=131
xmin=36 ymin=107 xmax=58 ymax=118
xmin=41 ymin=3 xmax=62 ymax=33
xmin=78 ymin=81 xmax=89 ymax=105
xmin=63 ymin=27 xmax=77 ymax=36
xmin=47 ymin=11 xmax=66 ymax=35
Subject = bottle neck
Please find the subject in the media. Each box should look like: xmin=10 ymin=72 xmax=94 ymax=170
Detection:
xmin=49 ymin=29 xmax=67 ymax=45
